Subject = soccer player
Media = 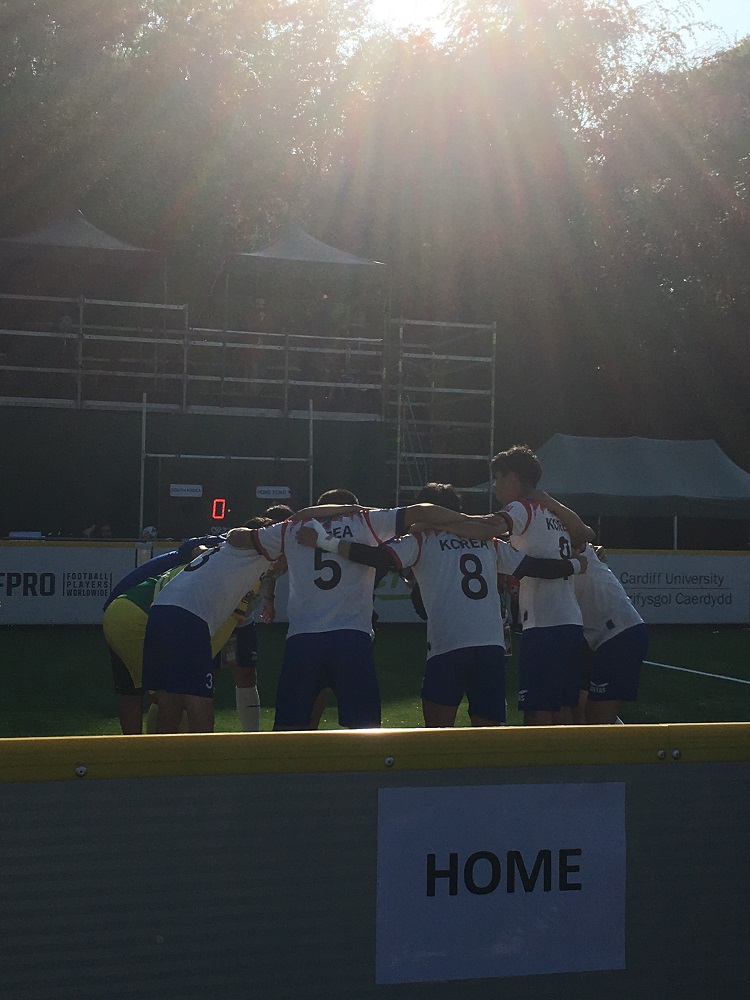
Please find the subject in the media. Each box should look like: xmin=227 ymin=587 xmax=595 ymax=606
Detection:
xmin=226 ymin=508 xmax=294 ymax=732
xmin=254 ymin=489 xmax=467 ymax=731
xmin=142 ymin=520 xmax=279 ymax=733
xmin=574 ymin=544 xmax=648 ymax=724
xmin=102 ymin=535 xmax=217 ymax=734
xmin=435 ymin=445 xmax=594 ymax=726
xmin=299 ymin=483 xmax=586 ymax=728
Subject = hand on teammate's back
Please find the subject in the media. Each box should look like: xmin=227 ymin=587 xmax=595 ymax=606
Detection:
xmin=260 ymin=601 xmax=276 ymax=624
xmin=296 ymin=525 xmax=319 ymax=548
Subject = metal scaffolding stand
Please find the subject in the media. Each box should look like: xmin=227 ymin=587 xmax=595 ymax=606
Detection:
xmin=388 ymin=318 xmax=496 ymax=511
xmin=0 ymin=293 xmax=383 ymax=420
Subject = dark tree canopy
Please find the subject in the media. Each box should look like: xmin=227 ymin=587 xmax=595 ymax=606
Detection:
xmin=1 ymin=0 xmax=749 ymax=466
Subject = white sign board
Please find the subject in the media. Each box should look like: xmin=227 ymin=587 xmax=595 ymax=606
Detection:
xmin=606 ymin=552 xmax=750 ymax=624
xmin=0 ymin=545 xmax=135 ymax=624
xmin=376 ymin=783 xmax=625 ymax=984
xmin=169 ymin=484 xmax=203 ymax=498
xmin=256 ymin=486 xmax=291 ymax=499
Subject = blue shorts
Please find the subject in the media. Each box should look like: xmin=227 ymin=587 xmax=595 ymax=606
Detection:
xmin=273 ymin=630 xmax=380 ymax=731
xmin=142 ymin=605 xmax=216 ymax=699
xmin=518 ymin=624 xmax=583 ymax=712
xmin=235 ymin=622 xmax=258 ymax=670
xmin=588 ymin=623 xmax=648 ymax=702
xmin=422 ymin=645 xmax=506 ymax=724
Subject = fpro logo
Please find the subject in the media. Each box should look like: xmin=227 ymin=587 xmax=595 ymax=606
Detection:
xmin=0 ymin=572 xmax=55 ymax=596
xmin=63 ymin=571 xmax=112 ymax=598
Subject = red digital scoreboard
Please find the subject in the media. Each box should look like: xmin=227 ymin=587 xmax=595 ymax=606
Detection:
xmin=157 ymin=462 xmax=298 ymax=538
xmin=159 ymin=482 xmax=234 ymax=538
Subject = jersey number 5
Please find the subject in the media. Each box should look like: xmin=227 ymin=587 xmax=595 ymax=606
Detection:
xmin=314 ymin=547 xmax=342 ymax=590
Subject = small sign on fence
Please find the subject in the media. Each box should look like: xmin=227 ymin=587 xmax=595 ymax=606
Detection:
xmin=169 ymin=484 xmax=204 ymax=498
xmin=256 ymin=486 xmax=291 ymax=499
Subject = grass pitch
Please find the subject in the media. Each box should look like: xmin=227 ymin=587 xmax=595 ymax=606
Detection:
xmin=1 ymin=622 xmax=749 ymax=738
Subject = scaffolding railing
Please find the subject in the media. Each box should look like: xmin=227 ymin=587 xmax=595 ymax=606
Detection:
xmin=389 ymin=318 xmax=496 ymax=510
xmin=0 ymin=294 xmax=384 ymax=419
xmin=0 ymin=296 xmax=498 ymax=508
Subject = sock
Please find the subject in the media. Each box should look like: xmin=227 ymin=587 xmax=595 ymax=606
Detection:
xmin=236 ymin=686 xmax=261 ymax=732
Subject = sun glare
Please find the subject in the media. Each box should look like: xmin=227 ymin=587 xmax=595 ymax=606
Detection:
xmin=367 ymin=0 xmax=750 ymax=54
xmin=368 ymin=0 xmax=447 ymax=31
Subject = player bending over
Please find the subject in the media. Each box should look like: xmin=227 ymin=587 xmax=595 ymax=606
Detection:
xmin=574 ymin=544 xmax=648 ymax=724
xmin=142 ymin=521 xmax=279 ymax=733
xmin=102 ymin=534 xmax=218 ymax=734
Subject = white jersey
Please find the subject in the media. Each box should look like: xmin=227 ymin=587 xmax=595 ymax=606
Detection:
xmin=574 ymin=543 xmax=644 ymax=649
xmin=150 ymin=533 xmax=269 ymax=638
xmin=385 ymin=530 xmax=525 ymax=658
xmin=256 ymin=508 xmax=402 ymax=638
xmin=500 ymin=498 xmax=582 ymax=629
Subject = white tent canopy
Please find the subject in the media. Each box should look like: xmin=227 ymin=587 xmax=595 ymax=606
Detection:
xmin=534 ymin=434 xmax=750 ymax=519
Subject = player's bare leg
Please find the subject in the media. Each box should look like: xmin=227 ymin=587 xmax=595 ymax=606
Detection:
xmin=571 ymin=690 xmax=588 ymax=725
xmin=119 ymin=693 xmax=143 ymax=735
xmin=183 ymin=694 xmax=215 ymax=733
xmin=155 ymin=691 xmax=186 ymax=733
xmin=551 ymin=707 xmax=574 ymax=725
xmin=585 ymin=700 xmax=622 ymax=725
xmin=469 ymin=714 xmax=503 ymax=727
xmin=147 ymin=697 xmax=189 ymax=733
xmin=422 ymin=700 xmax=459 ymax=728
xmin=524 ymin=710 xmax=559 ymax=726
xmin=309 ymin=688 xmax=329 ymax=730
xmin=155 ymin=690 xmax=206 ymax=733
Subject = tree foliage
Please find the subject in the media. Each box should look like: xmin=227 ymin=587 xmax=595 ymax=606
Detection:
xmin=0 ymin=0 xmax=749 ymax=464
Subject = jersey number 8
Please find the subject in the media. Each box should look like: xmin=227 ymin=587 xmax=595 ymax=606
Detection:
xmin=459 ymin=554 xmax=489 ymax=601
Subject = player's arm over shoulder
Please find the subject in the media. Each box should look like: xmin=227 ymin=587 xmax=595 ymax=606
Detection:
xmin=514 ymin=552 xmax=587 ymax=579
xmin=289 ymin=503 xmax=365 ymax=521
xmin=226 ymin=526 xmax=263 ymax=550
xmin=426 ymin=512 xmax=510 ymax=541
xmin=297 ymin=519 xmax=402 ymax=571
xmin=401 ymin=503 xmax=497 ymax=532
xmin=531 ymin=491 xmax=595 ymax=546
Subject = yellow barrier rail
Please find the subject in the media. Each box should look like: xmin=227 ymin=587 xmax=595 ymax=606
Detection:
xmin=2 ymin=722 xmax=749 ymax=783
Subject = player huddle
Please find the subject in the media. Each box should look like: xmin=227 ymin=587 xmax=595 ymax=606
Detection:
xmin=102 ymin=445 xmax=647 ymax=734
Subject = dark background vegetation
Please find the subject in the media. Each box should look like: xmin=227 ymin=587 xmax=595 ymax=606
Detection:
xmin=1 ymin=1 xmax=749 ymax=467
